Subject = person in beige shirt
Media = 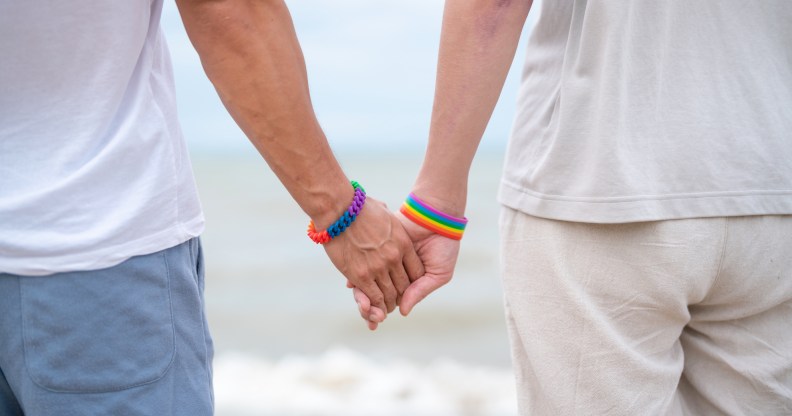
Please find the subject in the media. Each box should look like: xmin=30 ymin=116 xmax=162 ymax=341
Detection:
xmin=354 ymin=1 xmax=792 ymax=414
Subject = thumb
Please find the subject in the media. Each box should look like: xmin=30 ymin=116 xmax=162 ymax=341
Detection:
xmin=399 ymin=275 xmax=445 ymax=316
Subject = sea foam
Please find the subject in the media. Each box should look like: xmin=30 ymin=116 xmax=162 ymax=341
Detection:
xmin=214 ymin=347 xmax=517 ymax=416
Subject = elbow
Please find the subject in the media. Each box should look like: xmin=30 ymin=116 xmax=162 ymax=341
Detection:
xmin=176 ymin=0 xmax=287 ymax=19
xmin=474 ymin=0 xmax=532 ymax=35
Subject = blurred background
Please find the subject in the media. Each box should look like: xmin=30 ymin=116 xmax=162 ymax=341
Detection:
xmin=162 ymin=1 xmax=539 ymax=414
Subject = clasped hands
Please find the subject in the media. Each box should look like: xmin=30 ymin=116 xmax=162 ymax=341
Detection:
xmin=322 ymin=196 xmax=460 ymax=330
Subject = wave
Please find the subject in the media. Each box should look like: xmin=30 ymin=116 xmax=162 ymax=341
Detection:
xmin=214 ymin=347 xmax=517 ymax=416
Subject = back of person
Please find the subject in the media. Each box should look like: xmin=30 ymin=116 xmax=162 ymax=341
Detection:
xmin=500 ymin=0 xmax=792 ymax=223
xmin=498 ymin=2 xmax=792 ymax=415
xmin=0 ymin=3 xmax=214 ymax=415
xmin=0 ymin=0 xmax=203 ymax=276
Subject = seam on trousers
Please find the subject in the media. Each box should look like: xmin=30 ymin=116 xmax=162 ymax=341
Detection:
xmin=193 ymin=239 xmax=214 ymax=410
xmin=703 ymin=218 xmax=730 ymax=303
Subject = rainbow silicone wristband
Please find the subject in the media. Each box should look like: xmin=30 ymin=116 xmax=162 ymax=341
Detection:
xmin=307 ymin=181 xmax=366 ymax=244
xmin=399 ymin=193 xmax=467 ymax=240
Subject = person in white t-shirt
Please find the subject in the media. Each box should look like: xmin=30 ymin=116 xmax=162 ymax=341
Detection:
xmin=352 ymin=1 xmax=792 ymax=414
xmin=0 ymin=1 xmax=423 ymax=414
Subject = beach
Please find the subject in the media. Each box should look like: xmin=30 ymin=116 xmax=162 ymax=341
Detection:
xmin=193 ymin=150 xmax=516 ymax=415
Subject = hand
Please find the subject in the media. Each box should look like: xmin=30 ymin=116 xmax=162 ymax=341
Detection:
xmin=351 ymin=209 xmax=461 ymax=329
xmin=324 ymin=197 xmax=425 ymax=316
xmin=395 ymin=211 xmax=460 ymax=315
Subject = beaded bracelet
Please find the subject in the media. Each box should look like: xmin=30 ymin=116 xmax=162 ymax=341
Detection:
xmin=399 ymin=192 xmax=468 ymax=240
xmin=307 ymin=181 xmax=367 ymax=244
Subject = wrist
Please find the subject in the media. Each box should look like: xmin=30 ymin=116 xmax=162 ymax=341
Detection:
xmin=410 ymin=182 xmax=467 ymax=218
xmin=307 ymin=180 xmax=366 ymax=244
xmin=412 ymin=158 xmax=470 ymax=217
xmin=400 ymin=191 xmax=468 ymax=241
xmin=306 ymin=179 xmax=356 ymax=230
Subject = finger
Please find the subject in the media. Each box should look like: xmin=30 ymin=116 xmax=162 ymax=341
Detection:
xmin=353 ymin=288 xmax=386 ymax=323
xmin=352 ymin=287 xmax=371 ymax=321
xmin=369 ymin=305 xmax=387 ymax=323
xmin=346 ymin=279 xmax=354 ymax=289
xmin=389 ymin=266 xmax=410 ymax=297
xmin=359 ymin=281 xmax=388 ymax=320
xmin=399 ymin=276 xmax=446 ymax=316
xmin=376 ymin=274 xmax=398 ymax=313
xmin=368 ymin=321 xmax=379 ymax=331
xmin=402 ymin=242 xmax=425 ymax=283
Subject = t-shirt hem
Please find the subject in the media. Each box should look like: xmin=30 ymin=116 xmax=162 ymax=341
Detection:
xmin=0 ymin=214 xmax=205 ymax=276
xmin=498 ymin=180 xmax=792 ymax=224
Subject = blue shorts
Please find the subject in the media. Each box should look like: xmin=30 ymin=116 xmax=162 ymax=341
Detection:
xmin=0 ymin=238 xmax=214 ymax=415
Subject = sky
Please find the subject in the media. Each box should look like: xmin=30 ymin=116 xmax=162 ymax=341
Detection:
xmin=161 ymin=1 xmax=540 ymax=155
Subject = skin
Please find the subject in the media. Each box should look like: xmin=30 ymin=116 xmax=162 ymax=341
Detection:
xmin=174 ymin=0 xmax=425 ymax=316
xmin=355 ymin=0 xmax=533 ymax=328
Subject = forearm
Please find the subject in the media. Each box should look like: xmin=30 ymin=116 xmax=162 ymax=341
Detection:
xmin=414 ymin=0 xmax=532 ymax=215
xmin=176 ymin=0 xmax=349 ymax=228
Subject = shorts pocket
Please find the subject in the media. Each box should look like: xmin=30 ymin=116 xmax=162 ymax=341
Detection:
xmin=20 ymin=251 xmax=175 ymax=393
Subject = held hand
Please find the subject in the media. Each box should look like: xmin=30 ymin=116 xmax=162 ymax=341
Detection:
xmin=324 ymin=197 xmax=424 ymax=315
xmin=395 ymin=211 xmax=460 ymax=315
xmin=349 ymin=282 xmax=387 ymax=331
xmin=352 ymin=210 xmax=461 ymax=329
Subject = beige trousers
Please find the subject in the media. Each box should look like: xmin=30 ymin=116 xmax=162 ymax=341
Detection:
xmin=499 ymin=208 xmax=792 ymax=415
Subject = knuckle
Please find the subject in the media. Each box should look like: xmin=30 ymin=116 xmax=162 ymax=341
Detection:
xmin=370 ymin=294 xmax=385 ymax=305
xmin=351 ymin=265 xmax=369 ymax=278
xmin=371 ymin=264 xmax=388 ymax=276
xmin=386 ymin=250 xmax=401 ymax=264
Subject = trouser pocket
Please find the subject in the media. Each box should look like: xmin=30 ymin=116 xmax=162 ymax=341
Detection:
xmin=20 ymin=250 xmax=175 ymax=393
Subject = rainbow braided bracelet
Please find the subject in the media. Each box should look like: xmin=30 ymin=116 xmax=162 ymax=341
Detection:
xmin=307 ymin=181 xmax=366 ymax=244
xmin=400 ymin=192 xmax=467 ymax=240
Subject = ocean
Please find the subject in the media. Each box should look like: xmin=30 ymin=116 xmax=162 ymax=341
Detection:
xmin=192 ymin=149 xmax=516 ymax=415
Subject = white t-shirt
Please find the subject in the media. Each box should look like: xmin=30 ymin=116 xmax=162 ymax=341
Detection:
xmin=0 ymin=1 xmax=204 ymax=275
xmin=499 ymin=0 xmax=792 ymax=223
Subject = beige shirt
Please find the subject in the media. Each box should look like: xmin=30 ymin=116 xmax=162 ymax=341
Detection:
xmin=499 ymin=0 xmax=792 ymax=223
